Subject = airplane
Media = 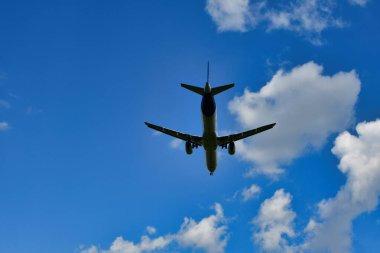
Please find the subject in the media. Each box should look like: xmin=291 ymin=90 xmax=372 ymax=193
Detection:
xmin=145 ymin=63 xmax=276 ymax=175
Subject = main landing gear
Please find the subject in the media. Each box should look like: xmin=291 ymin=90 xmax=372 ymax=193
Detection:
xmin=210 ymin=172 xmax=214 ymax=176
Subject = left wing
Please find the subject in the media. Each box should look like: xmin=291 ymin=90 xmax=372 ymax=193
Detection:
xmin=145 ymin=122 xmax=203 ymax=146
xmin=217 ymin=123 xmax=276 ymax=146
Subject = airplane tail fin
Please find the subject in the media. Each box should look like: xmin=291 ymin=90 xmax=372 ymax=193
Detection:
xmin=181 ymin=62 xmax=234 ymax=96
xmin=181 ymin=83 xmax=204 ymax=95
xmin=207 ymin=61 xmax=210 ymax=83
xmin=211 ymin=83 xmax=235 ymax=95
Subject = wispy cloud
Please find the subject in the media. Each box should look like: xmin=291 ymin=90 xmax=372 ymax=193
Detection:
xmin=152 ymin=131 xmax=162 ymax=136
xmin=145 ymin=226 xmax=157 ymax=235
xmin=26 ymin=106 xmax=43 ymax=115
xmin=206 ymin=0 xmax=347 ymax=44
xmin=228 ymin=61 xmax=360 ymax=177
xmin=169 ymin=139 xmax=182 ymax=149
xmin=80 ymin=203 xmax=228 ymax=253
xmin=0 ymin=99 xmax=10 ymax=109
xmin=0 ymin=121 xmax=10 ymax=131
xmin=241 ymin=184 xmax=261 ymax=201
xmin=348 ymin=0 xmax=369 ymax=7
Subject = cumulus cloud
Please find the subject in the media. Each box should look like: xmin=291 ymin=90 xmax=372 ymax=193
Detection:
xmin=251 ymin=120 xmax=380 ymax=252
xmin=305 ymin=119 xmax=380 ymax=253
xmin=241 ymin=184 xmax=261 ymax=201
xmin=206 ymin=0 xmax=252 ymax=32
xmin=176 ymin=203 xmax=228 ymax=253
xmin=80 ymin=235 xmax=171 ymax=253
xmin=228 ymin=61 xmax=360 ymax=176
xmin=0 ymin=121 xmax=10 ymax=131
xmin=253 ymin=189 xmax=297 ymax=252
xmin=206 ymin=0 xmax=345 ymax=44
xmin=80 ymin=203 xmax=228 ymax=253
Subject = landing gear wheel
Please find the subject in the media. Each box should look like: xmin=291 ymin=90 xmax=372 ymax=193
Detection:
xmin=210 ymin=172 xmax=213 ymax=176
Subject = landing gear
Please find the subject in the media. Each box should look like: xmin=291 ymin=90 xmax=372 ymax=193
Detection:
xmin=191 ymin=143 xmax=199 ymax=149
xmin=210 ymin=172 xmax=213 ymax=176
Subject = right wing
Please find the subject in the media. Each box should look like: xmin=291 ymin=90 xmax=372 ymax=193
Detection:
xmin=217 ymin=123 xmax=276 ymax=146
xmin=145 ymin=122 xmax=203 ymax=146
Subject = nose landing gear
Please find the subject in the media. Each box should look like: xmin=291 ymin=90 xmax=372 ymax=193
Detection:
xmin=210 ymin=172 xmax=214 ymax=176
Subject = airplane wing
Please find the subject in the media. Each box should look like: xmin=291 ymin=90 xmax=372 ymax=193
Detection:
xmin=217 ymin=123 xmax=276 ymax=146
xmin=145 ymin=122 xmax=203 ymax=146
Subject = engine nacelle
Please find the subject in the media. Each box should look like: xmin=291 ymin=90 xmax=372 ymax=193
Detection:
xmin=228 ymin=142 xmax=235 ymax=155
xmin=185 ymin=141 xmax=193 ymax=155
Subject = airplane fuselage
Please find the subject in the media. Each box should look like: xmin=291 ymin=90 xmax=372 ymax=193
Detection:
xmin=201 ymin=83 xmax=218 ymax=174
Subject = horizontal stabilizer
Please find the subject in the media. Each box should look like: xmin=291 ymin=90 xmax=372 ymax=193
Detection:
xmin=181 ymin=84 xmax=204 ymax=95
xmin=211 ymin=83 xmax=235 ymax=95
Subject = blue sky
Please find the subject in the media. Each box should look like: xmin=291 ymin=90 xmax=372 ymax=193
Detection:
xmin=1 ymin=0 xmax=380 ymax=252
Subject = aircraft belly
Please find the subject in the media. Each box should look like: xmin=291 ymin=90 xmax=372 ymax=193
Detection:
xmin=202 ymin=112 xmax=218 ymax=172
xmin=202 ymin=113 xmax=217 ymax=150
xmin=205 ymin=150 xmax=217 ymax=172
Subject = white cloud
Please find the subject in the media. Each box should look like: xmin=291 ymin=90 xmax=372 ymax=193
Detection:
xmin=0 ymin=121 xmax=10 ymax=131
xmin=206 ymin=0 xmax=345 ymax=44
xmin=349 ymin=0 xmax=368 ymax=7
xmin=256 ymin=0 xmax=345 ymax=45
xmin=251 ymin=120 xmax=380 ymax=252
xmin=228 ymin=61 xmax=360 ymax=177
xmin=206 ymin=0 xmax=252 ymax=32
xmin=241 ymin=184 xmax=261 ymax=201
xmin=80 ymin=203 xmax=228 ymax=253
xmin=150 ymin=130 xmax=163 ymax=137
xmin=80 ymin=246 xmax=99 ymax=253
xmin=146 ymin=226 xmax=157 ymax=235
xmin=305 ymin=119 xmax=380 ymax=253
xmin=176 ymin=203 xmax=228 ymax=253
xmin=253 ymin=189 xmax=297 ymax=252
xmin=169 ymin=139 xmax=182 ymax=149
xmin=110 ymin=235 xmax=172 ymax=253
xmin=304 ymin=219 xmax=317 ymax=233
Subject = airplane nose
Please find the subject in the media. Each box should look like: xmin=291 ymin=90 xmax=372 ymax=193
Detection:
xmin=207 ymin=164 xmax=216 ymax=173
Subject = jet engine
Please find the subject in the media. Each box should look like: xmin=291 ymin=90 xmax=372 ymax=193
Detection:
xmin=228 ymin=142 xmax=235 ymax=155
xmin=185 ymin=141 xmax=193 ymax=155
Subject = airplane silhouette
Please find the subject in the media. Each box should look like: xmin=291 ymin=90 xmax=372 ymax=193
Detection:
xmin=145 ymin=63 xmax=276 ymax=175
